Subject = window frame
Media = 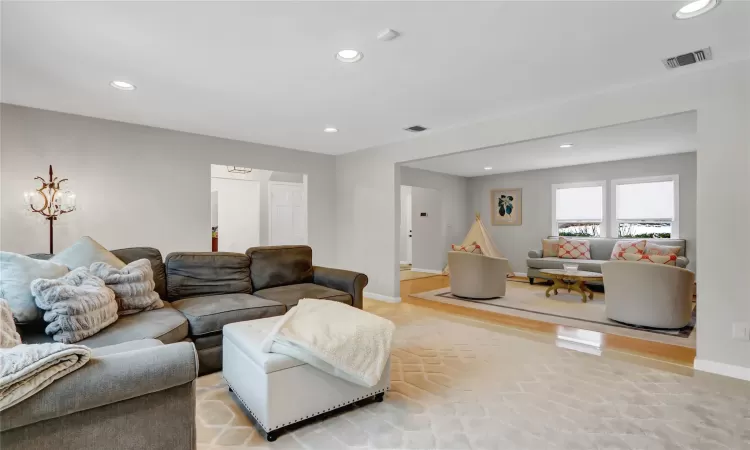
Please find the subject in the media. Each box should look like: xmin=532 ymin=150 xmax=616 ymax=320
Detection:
xmin=551 ymin=180 xmax=607 ymax=238
xmin=609 ymin=174 xmax=679 ymax=239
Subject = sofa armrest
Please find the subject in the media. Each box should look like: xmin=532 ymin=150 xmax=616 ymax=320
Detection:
xmin=676 ymin=256 xmax=689 ymax=268
xmin=313 ymin=266 xmax=368 ymax=309
xmin=528 ymin=250 xmax=543 ymax=258
xmin=0 ymin=342 xmax=197 ymax=432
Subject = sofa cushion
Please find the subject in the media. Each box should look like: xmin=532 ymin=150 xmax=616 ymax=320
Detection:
xmin=50 ymin=236 xmax=125 ymax=270
xmin=111 ymin=247 xmax=167 ymax=300
xmin=91 ymin=338 xmax=163 ymax=357
xmin=541 ymin=239 xmax=559 ymax=258
xmin=527 ymin=257 xmax=607 ymax=273
xmin=69 ymin=302 xmax=188 ymax=348
xmin=171 ymin=293 xmax=285 ymax=337
xmin=253 ymin=283 xmax=352 ymax=308
xmin=246 ymin=246 xmax=313 ymax=291
xmin=166 ymin=252 xmax=251 ymax=300
xmin=558 ymin=237 xmax=591 ymax=260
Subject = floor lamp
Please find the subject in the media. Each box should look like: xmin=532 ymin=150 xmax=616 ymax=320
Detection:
xmin=24 ymin=165 xmax=76 ymax=254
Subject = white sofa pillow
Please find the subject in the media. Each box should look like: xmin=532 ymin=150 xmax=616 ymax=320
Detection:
xmin=90 ymin=259 xmax=164 ymax=315
xmin=0 ymin=252 xmax=69 ymax=323
xmin=31 ymin=267 xmax=118 ymax=343
xmin=50 ymin=236 xmax=125 ymax=270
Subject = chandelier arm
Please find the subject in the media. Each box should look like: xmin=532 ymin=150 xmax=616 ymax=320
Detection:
xmin=29 ymin=187 xmax=51 ymax=215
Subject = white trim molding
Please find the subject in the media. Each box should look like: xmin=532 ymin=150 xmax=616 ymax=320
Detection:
xmin=364 ymin=292 xmax=402 ymax=303
xmin=410 ymin=268 xmax=443 ymax=274
xmin=610 ymin=174 xmax=680 ymax=238
xmin=694 ymin=359 xmax=750 ymax=382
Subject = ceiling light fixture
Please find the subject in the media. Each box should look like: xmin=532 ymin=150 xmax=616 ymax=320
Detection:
xmin=324 ymin=127 xmax=338 ymax=133
xmin=484 ymin=166 xmax=493 ymax=170
xmin=560 ymin=143 xmax=573 ymax=148
xmin=335 ymin=49 xmax=363 ymax=63
xmin=110 ymin=80 xmax=136 ymax=91
xmin=674 ymin=0 xmax=720 ymax=19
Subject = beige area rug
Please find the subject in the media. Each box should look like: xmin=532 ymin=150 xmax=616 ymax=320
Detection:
xmin=412 ymin=282 xmax=697 ymax=348
xmin=195 ymin=307 xmax=748 ymax=450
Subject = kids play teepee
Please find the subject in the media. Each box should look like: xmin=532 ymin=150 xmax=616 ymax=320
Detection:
xmin=444 ymin=213 xmax=514 ymax=276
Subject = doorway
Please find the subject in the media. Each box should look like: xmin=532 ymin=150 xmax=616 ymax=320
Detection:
xmin=400 ymin=186 xmax=412 ymax=265
xmin=268 ymin=181 xmax=307 ymax=245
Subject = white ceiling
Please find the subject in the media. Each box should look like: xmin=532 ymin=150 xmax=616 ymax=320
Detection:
xmin=2 ymin=2 xmax=748 ymax=155
xmin=403 ymin=112 xmax=697 ymax=177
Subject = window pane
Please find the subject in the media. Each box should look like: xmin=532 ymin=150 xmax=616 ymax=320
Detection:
xmin=555 ymin=186 xmax=603 ymax=221
xmin=616 ymin=181 xmax=674 ymax=220
xmin=618 ymin=221 xmax=672 ymax=238
xmin=558 ymin=222 xmax=601 ymax=237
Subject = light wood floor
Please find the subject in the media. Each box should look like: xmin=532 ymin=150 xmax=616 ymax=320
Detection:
xmin=366 ymin=275 xmax=696 ymax=370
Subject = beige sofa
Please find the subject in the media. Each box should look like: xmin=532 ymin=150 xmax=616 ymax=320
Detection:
xmin=448 ymin=251 xmax=510 ymax=299
xmin=601 ymin=261 xmax=695 ymax=329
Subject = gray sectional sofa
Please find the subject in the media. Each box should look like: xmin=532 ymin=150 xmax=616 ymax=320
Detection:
xmin=1 ymin=245 xmax=367 ymax=450
xmin=527 ymin=238 xmax=688 ymax=285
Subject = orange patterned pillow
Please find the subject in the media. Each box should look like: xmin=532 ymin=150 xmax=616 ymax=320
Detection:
xmin=610 ymin=240 xmax=646 ymax=260
xmin=558 ymin=237 xmax=591 ymax=260
xmin=451 ymin=243 xmax=482 ymax=254
xmin=620 ymin=252 xmax=677 ymax=266
xmin=644 ymin=243 xmax=681 ymax=257
xmin=541 ymin=239 xmax=559 ymax=257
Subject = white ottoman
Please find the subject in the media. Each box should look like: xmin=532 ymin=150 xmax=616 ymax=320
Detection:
xmin=223 ymin=317 xmax=391 ymax=441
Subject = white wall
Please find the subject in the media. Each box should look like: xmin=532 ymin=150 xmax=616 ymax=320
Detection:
xmin=210 ymin=177 xmax=261 ymax=253
xmin=335 ymin=59 xmax=750 ymax=376
xmin=0 ymin=104 xmax=337 ymax=266
xmin=468 ymin=153 xmax=697 ymax=275
xmin=410 ymin=186 xmax=444 ymax=272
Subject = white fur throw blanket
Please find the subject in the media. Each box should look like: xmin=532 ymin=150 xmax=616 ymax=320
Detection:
xmin=31 ymin=267 xmax=118 ymax=343
xmin=0 ymin=342 xmax=91 ymax=411
xmin=90 ymin=258 xmax=163 ymax=315
xmin=261 ymin=299 xmax=395 ymax=387
xmin=1 ymin=299 xmax=21 ymax=348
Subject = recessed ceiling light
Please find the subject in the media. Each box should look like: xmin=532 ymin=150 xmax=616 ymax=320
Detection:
xmin=335 ymin=49 xmax=363 ymax=63
xmin=484 ymin=166 xmax=493 ymax=170
xmin=110 ymin=80 xmax=136 ymax=91
xmin=560 ymin=143 xmax=573 ymax=148
xmin=324 ymin=127 xmax=338 ymax=133
xmin=674 ymin=0 xmax=720 ymax=19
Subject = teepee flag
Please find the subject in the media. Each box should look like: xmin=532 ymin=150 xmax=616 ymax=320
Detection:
xmin=444 ymin=214 xmax=514 ymax=276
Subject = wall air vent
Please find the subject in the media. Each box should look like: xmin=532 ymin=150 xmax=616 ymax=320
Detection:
xmin=662 ymin=47 xmax=712 ymax=70
xmin=405 ymin=125 xmax=428 ymax=132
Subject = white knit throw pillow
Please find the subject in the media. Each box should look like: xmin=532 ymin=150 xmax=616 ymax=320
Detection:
xmin=0 ymin=299 xmax=21 ymax=348
xmin=31 ymin=268 xmax=118 ymax=344
xmin=90 ymin=259 xmax=163 ymax=315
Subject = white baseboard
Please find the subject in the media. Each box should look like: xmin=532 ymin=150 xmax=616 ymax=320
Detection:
xmin=411 ymin=268 xmax=443 ymax=274
xmin=694 ymin=359 xmax=750 ymax=381
xmin=364 ymin=292 xmax=402 ymax=303
xmin=512 ymin=271 xmax=527 ymax=278
xmin=399 ymin=261 xmax=411 ymax=265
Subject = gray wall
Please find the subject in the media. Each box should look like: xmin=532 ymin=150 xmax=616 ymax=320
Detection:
xmin=0 ymin=104 xmax=337 ymax=266
xmin=467 ymin=152 xmax=697 ymax=274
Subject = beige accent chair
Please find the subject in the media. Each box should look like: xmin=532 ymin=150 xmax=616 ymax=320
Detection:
xmin=601 ymin=261 xmax=695 ymax=329
xmin=448 ymin=251 xmax=510 ymax=299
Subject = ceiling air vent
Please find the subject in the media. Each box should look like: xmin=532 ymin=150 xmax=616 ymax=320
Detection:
xmin=405 ymin=125 xmax=428 ymax=132
xmin=662 ymin=47 xmax=712 ymax=70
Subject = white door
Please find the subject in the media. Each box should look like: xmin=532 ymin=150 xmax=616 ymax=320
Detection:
xmin=211 ymin=178 xmax=260 ymax=253
xmin=411 ymin=187 xmax=443 ymax=272
xmin=400 ymin=186 xmax=412 ymax=264
xmin=269 ymin=182 xmax=307 ymax=245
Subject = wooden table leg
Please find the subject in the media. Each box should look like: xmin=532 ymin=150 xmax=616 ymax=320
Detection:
xmin=574 ymin=281 xmax=589 ymax=303
xmin=545 ymin=279 xmax=564 ymax=297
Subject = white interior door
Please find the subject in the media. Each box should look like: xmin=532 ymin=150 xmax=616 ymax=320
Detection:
xmin=411 ymin=186 xmax=443 ymax=272
xmin=211 ymin=177 xmax=260 ymax=252
xmin=400 ymin=186 xmax=413 ymax=264
xmin=269 ymin=182 xmax=307 ymax=245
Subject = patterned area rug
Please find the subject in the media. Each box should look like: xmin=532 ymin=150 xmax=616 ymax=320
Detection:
xmin=413 ymin=282 xmax=696 ymax=348
xmin=195 ymin=306 xmax=747 ymax=449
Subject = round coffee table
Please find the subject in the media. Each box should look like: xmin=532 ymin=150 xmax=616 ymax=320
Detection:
xmin=540 ymin=269 xmax=603 ymax=303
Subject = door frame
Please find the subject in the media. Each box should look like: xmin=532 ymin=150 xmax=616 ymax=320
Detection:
xmin=267 ymin=180 xmax=308 ymax=245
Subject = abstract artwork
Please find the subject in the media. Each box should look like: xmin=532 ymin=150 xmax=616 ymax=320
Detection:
xmin=490 ymin=188 xmax=522 ymax=225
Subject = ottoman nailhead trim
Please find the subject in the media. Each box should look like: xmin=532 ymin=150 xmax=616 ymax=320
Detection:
xmin=225 ymin=381 xmax=389 ymax=432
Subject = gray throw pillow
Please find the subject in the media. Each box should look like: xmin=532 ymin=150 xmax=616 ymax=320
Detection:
xmin=90 ymin=259 xmax=164 ymax=315
xmin=50 ymin=236 xmax=125 ymax=270
xmin=30 ymin=267 xmax=118 ymax=344
xmin=0 ymin=252 xmax=69 ymax=323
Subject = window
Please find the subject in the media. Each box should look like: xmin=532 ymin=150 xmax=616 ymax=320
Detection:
xmin=551 ymin=182 xmax=605 ymax=237
xmin=611 ymin=175 xmax=678 ymax=238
